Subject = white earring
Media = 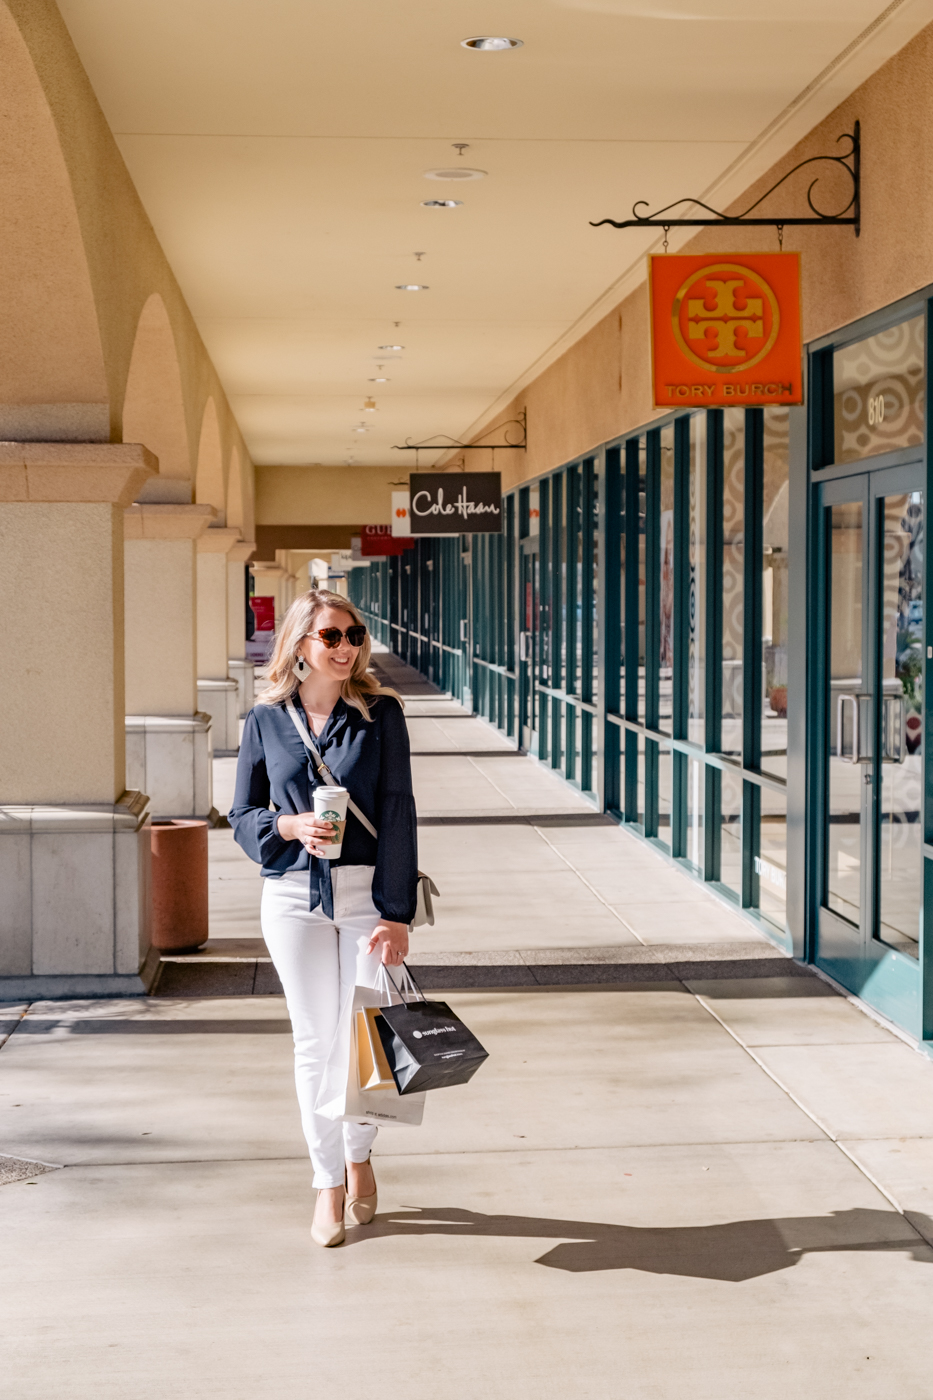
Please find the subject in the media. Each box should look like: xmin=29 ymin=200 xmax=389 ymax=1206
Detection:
xmin=292 ymin=655 xmax=310 ymax=681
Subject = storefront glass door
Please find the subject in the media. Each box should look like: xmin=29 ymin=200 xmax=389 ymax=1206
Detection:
xmin=817 ymin=463 xmax=925 ymax=1030
xmin=519 ymin=542 xmax=539 ymax=754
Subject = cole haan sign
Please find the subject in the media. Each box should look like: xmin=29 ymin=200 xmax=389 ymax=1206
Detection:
xmin=649 ymin=252 xmax=803 ymax=409
xmin=408 ymin=472 xmax=503 ymax=535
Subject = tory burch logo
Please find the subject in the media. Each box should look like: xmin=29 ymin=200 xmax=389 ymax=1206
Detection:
xmin=687 ymin=278 xmax=764 ymax=360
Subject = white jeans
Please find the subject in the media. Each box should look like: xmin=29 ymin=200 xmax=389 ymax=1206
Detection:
xmin=261 ymin=865 xmax=384 ymax=1188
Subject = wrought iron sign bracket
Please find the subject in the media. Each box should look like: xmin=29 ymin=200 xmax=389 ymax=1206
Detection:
xmin=591 ymin=123 xmax=860 ymax=241
xmin=393 ymin=409 xmax=527 ymax=466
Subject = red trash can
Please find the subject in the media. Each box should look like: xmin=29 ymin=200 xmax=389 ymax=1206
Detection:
xmin=150 ymin=819 xmax=209 ymax=953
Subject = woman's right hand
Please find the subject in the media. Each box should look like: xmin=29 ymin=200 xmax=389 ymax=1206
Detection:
xmin=276 ymin=812 xmax=335 ymax=857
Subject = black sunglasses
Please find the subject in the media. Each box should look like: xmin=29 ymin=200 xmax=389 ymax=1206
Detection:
xmin=309 ymin=625 xmax=367 ymax=649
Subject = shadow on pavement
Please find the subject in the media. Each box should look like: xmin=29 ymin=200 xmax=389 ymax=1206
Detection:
xmin=345 ymin=1206 xmax=932 ymax=1281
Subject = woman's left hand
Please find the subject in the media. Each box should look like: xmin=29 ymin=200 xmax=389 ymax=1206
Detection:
xmin=366 ymin=919 xmax=409 ymax=966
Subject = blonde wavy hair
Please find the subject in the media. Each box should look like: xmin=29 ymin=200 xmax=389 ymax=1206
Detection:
xmin=257 ymin=589 xmax=401 ymax=720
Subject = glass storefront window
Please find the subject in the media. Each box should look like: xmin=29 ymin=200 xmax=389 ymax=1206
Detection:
xmin=719 ymin=765 xmax=743 ymax=898
xmin=689 ymin=415 xmax=706 ymax=748
xmin=659 ymin=424 xmax=675 ymax=736
xmin=761 ymin=408 xmax=789 ymax=779
xmin=722 ymin=409 xmax=744 ymax=758
xmin=638 ymin=438 xmax=647 ymax=722
xmin=574 ymin=469 xmax=583 ymax=698
xmin=757 ymin=796 xmax=787 ymax=934
xmin=879 ymin=490 xmax=924 ymax=957
xmin=557 ymin=475 xmax=567 ymax=694
xmin=619 ymin=461 xmax=626 ymax=710
xmin=686 ymin=756 xmax=704 ymax=873
xmin=834 ymin=315 xmax=925 ymax=465
xmin=591 ymin=469 xmax=599 ymax=708
xmin=636 ymin=730 xmax=646 ymax=828
xmin=826 ymin=500 xmax=863 ymax=927
xmin=657 ymin=745 xmax=672 ymax=851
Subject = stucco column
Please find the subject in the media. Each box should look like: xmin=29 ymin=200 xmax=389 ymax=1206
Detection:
xmin=251 ymin=561 xmax=294 ymax=626
xmin=0 ymin=443 xmax=159 ymax=998
xmin=227 ymin=540 xmax=256 ymax=718
xmin=124 ymin=503 xmax=217 ymax=819
xmin=197 ymin=527 xmax=242 ymax=752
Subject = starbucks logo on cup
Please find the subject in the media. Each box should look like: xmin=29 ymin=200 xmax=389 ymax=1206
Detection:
xmin=412 ymin=1030 xmax=423 ymax=1039
xmin=320 ymin=809 xmax=342 ymax=840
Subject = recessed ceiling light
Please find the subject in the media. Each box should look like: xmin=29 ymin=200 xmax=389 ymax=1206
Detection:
xmin=396 ymin=284 xmax=429 ymax=291
xmin=422 ymin=199 xmax=463 ymax=209
xmin=461 ymin=36 xmax=523 ymax=51
xmin=369 ymin=377 xmax=390 ymax=383
xmin=378 ymin=344 xmax=404 ymax=351
xmin=425 ymin=168 xmax=485 ymax=182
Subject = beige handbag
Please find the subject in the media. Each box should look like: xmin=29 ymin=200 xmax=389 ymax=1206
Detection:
xmin=286 ymin=699 xmax=439 ymax=929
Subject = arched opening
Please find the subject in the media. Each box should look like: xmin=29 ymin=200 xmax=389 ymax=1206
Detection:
xmin=122 ymin=293 xmax=191 ymax=493
xmin=0 ymin=2 xmax=108 ymax=440
xmin=195 ymin=397 xmax=226 ymax=524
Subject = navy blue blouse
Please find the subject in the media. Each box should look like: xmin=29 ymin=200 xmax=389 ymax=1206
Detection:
xmin=228 ymin=694 xmax=418 ymax=925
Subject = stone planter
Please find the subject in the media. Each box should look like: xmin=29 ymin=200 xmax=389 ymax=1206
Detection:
xmin=150 ymin=819 xmax=209 ymax=953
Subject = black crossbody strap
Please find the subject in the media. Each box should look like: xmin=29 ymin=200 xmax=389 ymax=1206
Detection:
xmin=285 ymin=698 xmax=379 ymax=840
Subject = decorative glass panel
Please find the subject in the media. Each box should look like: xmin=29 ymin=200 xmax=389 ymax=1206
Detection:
xmin=878 ymin=491 xmax=923 ymax=958
xmin=833 ymin=315 xmax=924 ymax=465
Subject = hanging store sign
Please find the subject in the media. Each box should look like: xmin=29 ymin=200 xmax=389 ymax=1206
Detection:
xmin=408 ymin=472 xmax=502 ymax=535
xmin=360 ymin=525 xmax=413 ymax=557
xmin=391 ymin=490 xmax=412 ymax=538
xmin=649 ymin=252 xmax=803 ymax=408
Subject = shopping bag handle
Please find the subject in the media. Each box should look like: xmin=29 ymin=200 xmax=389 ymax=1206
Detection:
xmin=382 ymin=962 xmax=426 ymax=1004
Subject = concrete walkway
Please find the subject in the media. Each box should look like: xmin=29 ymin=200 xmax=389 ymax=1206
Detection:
xmin=4 ymin=660 xmax=933 ymax=1397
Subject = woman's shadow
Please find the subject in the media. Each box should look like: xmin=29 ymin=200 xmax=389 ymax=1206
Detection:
xmin=345 ymin=1206 xmax=932 ymax=1282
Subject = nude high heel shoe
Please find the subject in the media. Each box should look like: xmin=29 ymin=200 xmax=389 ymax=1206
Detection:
xmin=346 ymin=1161 xmax=378 ymax=1226
xmin=311 ymin=1187 xmax=346 ymax=1248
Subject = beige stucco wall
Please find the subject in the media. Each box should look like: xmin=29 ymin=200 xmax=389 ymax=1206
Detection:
xmin=255 ymin=466 xmax=400 ymax=526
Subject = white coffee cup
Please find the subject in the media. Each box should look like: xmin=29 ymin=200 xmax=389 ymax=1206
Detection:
xmin=313 ymin=785 xmax=349 ymax=859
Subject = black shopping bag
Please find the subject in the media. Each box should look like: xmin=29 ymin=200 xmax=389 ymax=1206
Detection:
xmin=375 ymin=972 xmax=488 ymax=1095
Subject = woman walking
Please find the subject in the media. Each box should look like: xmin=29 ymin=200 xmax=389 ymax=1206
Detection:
xmin=229 ymin=589 xmax=418 ymax=1247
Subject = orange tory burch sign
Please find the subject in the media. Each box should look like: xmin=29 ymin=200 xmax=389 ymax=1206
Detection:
xmin=649 ymin=252 xmax=802 ymax=408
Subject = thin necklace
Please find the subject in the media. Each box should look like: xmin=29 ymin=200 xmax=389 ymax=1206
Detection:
xmin=302 ymin=698 xmax=333 ymax=737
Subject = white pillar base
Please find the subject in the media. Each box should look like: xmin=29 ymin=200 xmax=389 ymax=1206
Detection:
xmin=0 ymin=791 xmax=158 ymax=998
xmin=125 ymin=714 xmax=214 ymax=819
xmin=228 ymin=658 xmax=255 ymax=718
xmin=197 ymin=679 xmax=240 ymax=753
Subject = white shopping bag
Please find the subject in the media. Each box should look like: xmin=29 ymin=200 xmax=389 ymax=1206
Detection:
xmin=315 ymin=971 xmax=426 ymax=1127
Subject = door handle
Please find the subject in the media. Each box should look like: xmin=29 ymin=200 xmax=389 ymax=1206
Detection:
xmin=882 ymin=695 xmax=906 ymax=763
xmin=836 ymin=693 xmax=859 ymax=763
xmin=519 ymin=632 xmax=527 ymax=662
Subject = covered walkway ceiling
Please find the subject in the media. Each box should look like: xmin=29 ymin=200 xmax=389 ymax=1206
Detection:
xmin=59 ymin=0 xmax=926 ymax=467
